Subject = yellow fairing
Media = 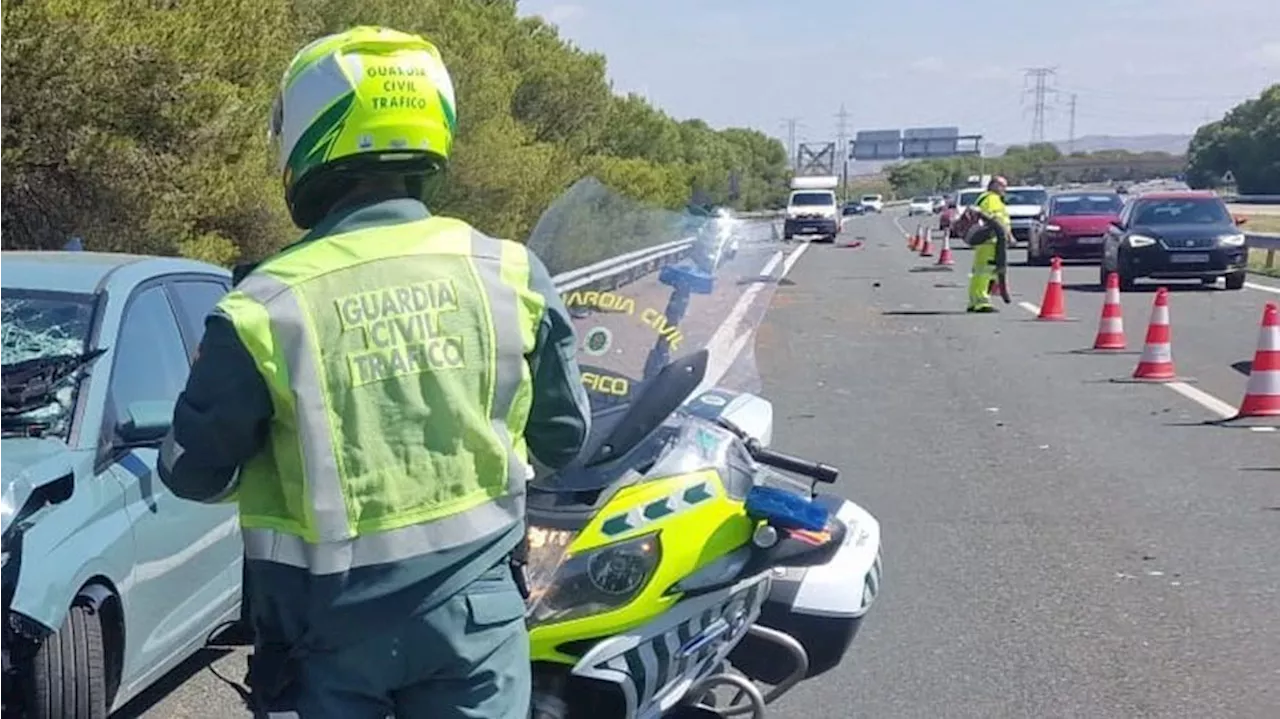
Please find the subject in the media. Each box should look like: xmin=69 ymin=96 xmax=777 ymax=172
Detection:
xmin=530 ymin=469 xmax=754 ymax=665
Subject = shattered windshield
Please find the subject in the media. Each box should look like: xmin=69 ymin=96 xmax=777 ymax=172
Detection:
xmin=1 ymin=291 xmax=98 ymax=438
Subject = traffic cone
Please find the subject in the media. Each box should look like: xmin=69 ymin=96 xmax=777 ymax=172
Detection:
xmin=1091 ymin=272 xmax=1126 ymax=350
xmin=935 ymin=234 xmax=955 ymax=266
xmin=1232 ymin=302 xmax=1280 ymax=418
xmin=1036 ymin=256 xmax=1068 ymax=320
xmin=918 ymin=228 xmax=934 ymax=257
xmin=908 ymin=229 xmax=919 ymax=251
xmin=1131 ymin=287 xmax=1178 ymax=381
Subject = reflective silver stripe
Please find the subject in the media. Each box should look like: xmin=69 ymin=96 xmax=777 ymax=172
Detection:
xmin=158 ymin=430 xmax=183 ymax=477
xmin=235 ymin=273 xmax=352 ymax=542
xmin=242 ymin=492 xmax=522 ymax=575
xmin=159 ymin=431 xmax=241 ymax=502
xmin=468 ymin=230 xmax=534 ymax=487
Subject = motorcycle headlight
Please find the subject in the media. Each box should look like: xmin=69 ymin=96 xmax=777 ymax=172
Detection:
xmin=526 ymin=530 xmax=662 ymax=627
xmin=1219 ymin=233 xmax=1246 ymax=247
xmin=1126 ymin=234 xmax=1157 ymax=248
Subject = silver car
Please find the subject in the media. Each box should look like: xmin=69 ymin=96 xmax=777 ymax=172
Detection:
xmin=3 ymin=250 xmax=245 ymax=717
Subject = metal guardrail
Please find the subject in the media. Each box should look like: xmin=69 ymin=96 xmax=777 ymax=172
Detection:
xmin=553 ymin=237 xmax=695 ymax=292
xmin=1225 ymin=195 xmax=1280 ymax=205
xmin=548 ymin=203 xmax=916 ymax=290
xmin=1248 ymin=232 xmax=1280 ymax=273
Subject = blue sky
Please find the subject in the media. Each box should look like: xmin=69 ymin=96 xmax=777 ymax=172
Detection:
xmin=516 ymin=0 xmax=1280 ymax=147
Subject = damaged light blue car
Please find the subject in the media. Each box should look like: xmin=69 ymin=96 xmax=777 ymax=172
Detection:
xmin=2 ymin=249 xmax=246 ymax=717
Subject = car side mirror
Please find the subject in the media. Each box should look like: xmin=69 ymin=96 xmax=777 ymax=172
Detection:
xmin=1234 ymin=215 xmax=1248 ymax=226
xmin=117 ymin=400 xmax=175 ymax=445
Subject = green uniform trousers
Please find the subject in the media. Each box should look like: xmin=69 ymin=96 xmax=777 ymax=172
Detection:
xmin=261 ymin=562 xmax=530 ymax=719
xmin=967 ymin=241 xmax=999 ymax=311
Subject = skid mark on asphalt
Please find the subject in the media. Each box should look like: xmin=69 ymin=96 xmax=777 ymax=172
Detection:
xmin=1010 ymin=299 xmax=1246 ymax=422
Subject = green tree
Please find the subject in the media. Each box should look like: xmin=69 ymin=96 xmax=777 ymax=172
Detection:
xmin=1 ymin=0 xmax=790 ymax=259
xmin=1187 ymin=84 xmax=1280 ymax=194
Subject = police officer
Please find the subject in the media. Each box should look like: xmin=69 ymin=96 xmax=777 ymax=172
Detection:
xmin=157 ymin=26 xmax=592 ymax=718
xmin=966 ymin=175 xmax=1012 ymax=313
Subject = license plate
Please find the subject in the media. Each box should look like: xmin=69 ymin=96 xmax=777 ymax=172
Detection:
xmin=1170 ymin=253 xmax=1209 ymax=263
xmin=1076 ymin=236 xmax=1103 ymax=245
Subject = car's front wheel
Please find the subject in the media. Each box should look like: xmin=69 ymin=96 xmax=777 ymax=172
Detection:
xmin=1224 ymin=271 xmax=1246 ymax=290
xmin=25 ymin=603 xmax=110 ymax=719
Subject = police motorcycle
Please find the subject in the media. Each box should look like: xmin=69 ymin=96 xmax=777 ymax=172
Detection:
xmin=520 ymin=179 xmax=883 ymax=719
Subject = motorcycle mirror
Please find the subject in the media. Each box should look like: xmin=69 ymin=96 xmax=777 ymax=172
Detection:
xmin=585 ymin=349 xmax=709 ymax=466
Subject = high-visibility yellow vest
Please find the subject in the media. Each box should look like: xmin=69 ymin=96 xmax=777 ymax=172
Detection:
xmin=975 ymin=191 xmax=1011 ymax=229
xmin=217 ymin=216 xmax=545 ymax=575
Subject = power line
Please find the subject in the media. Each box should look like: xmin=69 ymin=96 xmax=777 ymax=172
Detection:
xmin=780 ymin=117 xmax=803 ymax=168
xmin=1022 ymin=67 xmax=1058 ymax=144
xmin=1056 ymin=85 xmax=1252 ymax=104
xmin=1067 ymin=93 xmax=1077 ymax=154
xmin=834 ymin=105 xmax=851 ymax=159
xmin=834 ymin=105 xmax=851 ymax=200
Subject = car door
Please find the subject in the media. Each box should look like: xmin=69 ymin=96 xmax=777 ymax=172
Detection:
xmin=101 ymin=283 xmax=240 ymax=682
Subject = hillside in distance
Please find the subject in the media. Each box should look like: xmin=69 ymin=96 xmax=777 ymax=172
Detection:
xmin=985 ymin=133 xmax=1193 ymax=157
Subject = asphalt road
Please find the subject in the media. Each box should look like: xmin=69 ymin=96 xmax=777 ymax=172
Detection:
xmin=759 ymin=210 xmax=1280 ymax=718
xmin=119 ymin=210 xmax=1280 ymax=718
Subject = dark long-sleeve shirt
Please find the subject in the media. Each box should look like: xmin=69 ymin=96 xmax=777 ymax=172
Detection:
xmin=157 ymin=197 xmax=591 ymax=649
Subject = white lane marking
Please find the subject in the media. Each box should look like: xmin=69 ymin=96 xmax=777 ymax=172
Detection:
xmin=699 ymin=242 xmax=810 ymax=392
xmin=1164 ymin=382 xmax=1238 ymax=419
xmin=782 ymin=240 xmax=810 ymax=275
xmin=1012 ymin=301 xmax=1243 ymax=420
xmin=1245 ymin=281 xmax=1280 ymax=295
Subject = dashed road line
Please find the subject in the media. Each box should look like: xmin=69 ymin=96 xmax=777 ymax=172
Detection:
xmin=1010 ymin=301 xmax=1242 ymax=421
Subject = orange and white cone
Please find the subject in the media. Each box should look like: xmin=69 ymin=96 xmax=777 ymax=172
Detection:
xmin=1091 ymin=272 xmax=1126 ymax=350
xmin=1036 ymin=256 xmax=1068 ymax=320
xmin=918 ymin=228 xmax=934 ymax=257
xmin=1131 ymin=287 xmax=1178 ymax=381
xmin=908 ymin=229 xmax=919 ymax=251
xmin=936 ymin=234 xmax=955 ymax=266
xmin=1232 ymin=302 xmax=1280 ymax=418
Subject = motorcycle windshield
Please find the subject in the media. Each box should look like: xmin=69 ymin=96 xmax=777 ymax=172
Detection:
xmin=525 ymin=178 xmax=784 ymax=491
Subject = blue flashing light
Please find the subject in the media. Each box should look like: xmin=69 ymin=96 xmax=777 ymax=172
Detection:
xmin=659 ymin=264 xmax=715 ymax=295
xmin=744 ymin=486 xmax=829 ymax=532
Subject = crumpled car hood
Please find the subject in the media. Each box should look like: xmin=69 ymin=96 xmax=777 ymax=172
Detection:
xmin=2 ymin=437 xmax=76 ymax=536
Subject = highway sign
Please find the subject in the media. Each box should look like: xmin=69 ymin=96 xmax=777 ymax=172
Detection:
xmin=851 ymin=130 xmax=902 ymax=160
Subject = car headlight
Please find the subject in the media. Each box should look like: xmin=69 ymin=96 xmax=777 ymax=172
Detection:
xmin=525 ymin=530 xmax=662 ymax=627
xmin=1044 ymin=224 xmax=1062 ymax=233
xmin=1219 ymin=233 xmax=1246 ymax=246
xmin=1126 ymin=234 xmax=1157 ymax=248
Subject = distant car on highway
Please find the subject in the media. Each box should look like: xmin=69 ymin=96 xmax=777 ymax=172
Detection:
xmin=859 ymin=194 xmax=884 ymax=213
xmin=842 ymin=202 xmax=866 ymax=216
xmin=1100 ymin=191 xmax=1249 ymax=291
xmin=2 ymin=251 xmax=244 ymax=717
xmin=1027 ymin=191 xmax=1124 ymax=265
xmin=930 ymin=195 xmax=946 ymax=213
xmin=907 ymin=196 xmax=933 ymax=216
xmin=1004 ymin=185 xmax=1049 ymax=247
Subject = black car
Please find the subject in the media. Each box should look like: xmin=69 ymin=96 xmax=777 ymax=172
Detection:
xmin=842 ymin=202 xmax=865 ymax=216
xmin=1099 ymin=192 xmax=1249 ymax=291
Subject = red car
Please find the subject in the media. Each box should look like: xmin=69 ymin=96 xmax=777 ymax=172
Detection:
xmin=1027 ymin=191 xmax=1124 ymax=265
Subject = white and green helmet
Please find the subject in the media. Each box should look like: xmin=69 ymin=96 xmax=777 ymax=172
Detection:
xmin=268 ymin=26 xmax=458 ymax=223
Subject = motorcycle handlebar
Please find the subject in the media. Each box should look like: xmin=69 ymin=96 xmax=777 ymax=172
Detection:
xmin=745 ymin=439 xmax=839 ymax=484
